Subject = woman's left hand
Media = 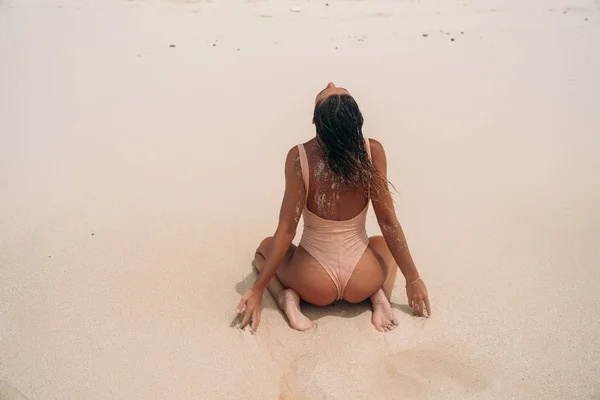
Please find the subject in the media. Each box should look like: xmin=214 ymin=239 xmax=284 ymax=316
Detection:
xmin=406 ymin=278 xmax=431 ymax=317
xmin=236 ymin=287 xmax=264 ymax=334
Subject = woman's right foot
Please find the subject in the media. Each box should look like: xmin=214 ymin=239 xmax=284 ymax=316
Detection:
xmin=277 ymin=288 xmax=315 ymax=331
xmin=370 ymin=288 xmax=399 ymax=332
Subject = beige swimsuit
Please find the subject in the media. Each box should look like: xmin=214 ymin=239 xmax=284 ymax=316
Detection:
xmin=296 ymin=138 xmax=372 ymax=300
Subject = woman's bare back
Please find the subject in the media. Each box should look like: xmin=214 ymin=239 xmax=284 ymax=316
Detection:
xmin=302 ymin=139 xmax=370 ymax=221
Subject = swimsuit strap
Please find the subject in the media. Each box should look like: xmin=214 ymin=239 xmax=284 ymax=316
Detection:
xmin=363 ymin=137 xmax=372 ymax=161
xmin=297 ymin=144 xmax=310 ymax=199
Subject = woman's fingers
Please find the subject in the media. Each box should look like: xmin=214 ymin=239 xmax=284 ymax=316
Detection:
xmin=250 ymin=310 xmax=261 ymax=334
xmin=412 ymin=298 xmax=419 ymax=314
xmin=412 ymin=297 xmax=423 ymax=315
xmin=237 ymin=290 xmax=264 ymax=333
xmin=408 ymin=282 xmax=431 ymax=317
xmin=239 ymin=308 xmax=252 ymax=329
xmin=236 ymin=294 xmax=248 ymax=314
xmin=424 ymin=296 xmax=432 ymax=316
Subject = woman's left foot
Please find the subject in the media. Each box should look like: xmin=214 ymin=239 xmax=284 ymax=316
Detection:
xmin=277 ymin=289 xmax=316 ymax=331
xmin=370 ymin=288 xmax=399 ymax=332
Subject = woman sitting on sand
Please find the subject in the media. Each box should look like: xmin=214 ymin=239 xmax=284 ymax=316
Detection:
xmin=236 ymin=82 xmax=431 ymax=333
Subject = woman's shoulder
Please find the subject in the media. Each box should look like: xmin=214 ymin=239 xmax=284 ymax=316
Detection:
xmin=286 ymin=138 xmax=317 ymax=161
xmin=285 ymin=145 xmax=300 ymax=164
xmin=367 ymin=137 xmax=386 ymax=160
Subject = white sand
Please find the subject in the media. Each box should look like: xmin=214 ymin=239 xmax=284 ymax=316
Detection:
xmin=1 ymin=0 xmax=600 ymax=399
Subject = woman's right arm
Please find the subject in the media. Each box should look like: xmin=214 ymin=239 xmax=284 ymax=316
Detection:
xmin=236 ymin=147 xmax=305 ymax=333
xmin=369 ymin=139 xmax=431 ymax=316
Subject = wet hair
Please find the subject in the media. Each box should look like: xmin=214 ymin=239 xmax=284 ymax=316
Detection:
xmin=313 ymin=94 xmax=390 ymax=200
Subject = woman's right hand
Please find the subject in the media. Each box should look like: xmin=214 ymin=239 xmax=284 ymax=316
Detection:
xmin=406 ymin=278 xmax=431 ymax=317
xmin=236 ymin=287 xmax=264 ymax=334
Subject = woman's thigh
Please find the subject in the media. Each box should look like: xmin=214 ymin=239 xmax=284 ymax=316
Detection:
xmin=276 ymin=245 xmax=338 ymax=306
xmin=342 ymin=244 xmax=387 ymax=303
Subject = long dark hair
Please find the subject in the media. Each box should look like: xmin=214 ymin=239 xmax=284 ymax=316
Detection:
xmin=313 ymin=94 xmax=390 ymax=199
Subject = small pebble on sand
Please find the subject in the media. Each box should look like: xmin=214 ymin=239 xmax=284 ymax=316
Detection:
xmin=170 ymin=44 xmax=175 ymax=48
xmin=91 ymin=233 xmax=95 ymax=236
xmin=451 ymin=38 xmax=455 ymax=41
xmin=423 ymin=33 xmax=428 ymax=37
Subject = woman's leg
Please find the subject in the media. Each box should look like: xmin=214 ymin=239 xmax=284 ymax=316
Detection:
xmin=368 ymin=236 xmax=399 ymax=332
xmin=254 ymin=237 xmax=315 ymax=331
xmin=369 ymin=236 xmax=398 ymax=300
xmin=344 ymin=236 xmax=399 ymax=332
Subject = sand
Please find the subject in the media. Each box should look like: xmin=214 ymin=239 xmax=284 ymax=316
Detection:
xmin=1 ymin=0 xmax=600 ymax=399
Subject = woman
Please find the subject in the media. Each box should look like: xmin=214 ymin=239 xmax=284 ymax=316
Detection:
xmin=236 ymin=82 xmax=431 ymax=333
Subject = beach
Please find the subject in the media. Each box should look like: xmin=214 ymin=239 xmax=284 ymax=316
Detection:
xmin=1 ymin=0 xmax=600 ymax=398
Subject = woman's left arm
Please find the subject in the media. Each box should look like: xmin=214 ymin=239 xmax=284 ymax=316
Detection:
xmin=237 ymin=147 xmax=305 ymax=332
